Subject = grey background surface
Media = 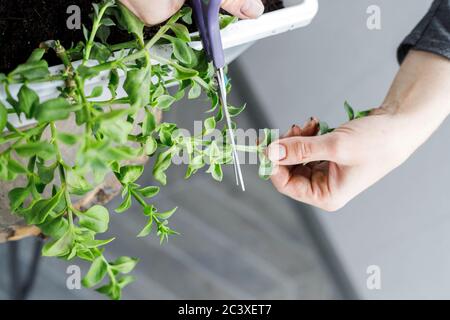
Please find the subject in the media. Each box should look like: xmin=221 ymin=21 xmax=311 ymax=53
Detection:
xmin=233 ymin=0 xmax=450 ymax=299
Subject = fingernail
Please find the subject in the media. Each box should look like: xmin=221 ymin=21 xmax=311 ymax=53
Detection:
xmin=268 ymin=143 xmax=286 ymax=161
xmin=241 ymin=0 xmax=265 ymax=18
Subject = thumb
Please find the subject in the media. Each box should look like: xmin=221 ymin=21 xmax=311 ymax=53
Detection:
xmin=222 ymin=0 xmax=265 ymax=19
xmin=267 ymin=134 xmax=340 ymax=165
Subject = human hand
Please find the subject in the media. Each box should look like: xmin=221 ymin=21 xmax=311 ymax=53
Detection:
xmin=267 ymin=50 xmax=450 ymax=211
xmin=119 ymin=0 xmax=265 ymax=25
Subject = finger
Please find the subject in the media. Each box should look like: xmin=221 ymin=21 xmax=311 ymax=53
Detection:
xmin=281 ymin=124 xmax=302 ymax=139
xmin=301 ymin=117 xmax=320 ymax=137
xmin=277 ymin=169 xmax=314 ymax=204
xmin=221 ymin=0 xmax=265 ymax=19
xmin=120 ymin=0 xmax=184 ymax=25
xmin=281 ymin=162 xmax=333 ymax=206
xmin=267 ymin=134 xmax=340 ymax=165
xmin=270 ymin=164 xmax=291 ymax=192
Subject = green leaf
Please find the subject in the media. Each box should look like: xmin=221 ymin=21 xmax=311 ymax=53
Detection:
xmin=228 ymin=104 xmax=246 ymax=117
xmin=90 ymin=42 xmax=111 ymax=63
xmin=173 ymin=65 xmax=198 ymax=80
xmin=0 ymin=101 xmax=7 ymax=132
xmin=165 ymin=35 xmax=197 ymax=66
xmin=82 ymin=257 xmax=108 ymax=288
xmin=110 ymin=256 xmax=138 ymax=274
xmin=9 ymin=60 xmax=50 ymax=81
xmin=156 ymin=207 xmax=177 ymax=220
xmin=119 ymin=165 xmax=144 ymax=184
xmin=204 ymin=117 xmax=216 ymax=134
xmin=38 ymin=217 xmax=69 ymax=239
xmin=142 ymin=111 xmax=156 ymax=136
xmin=57 ymin=132 xmax=79 ymax=145
xmin=17 ymin=85 xmax=39 ymax=118
xmin=27 ymin=189 xmax=63 ymax=225
xmin=344 ymin=101 xmax=355 ymax=121
xmin=82 ymin=25 xmax=90 ymax=41
xmin=137 ymin=186 xmax=159 ymax=198
xmin=319 ymin=122 xmax=331 ymax=135
xmin=14 ymin=142 xmax=56 ymax=160
xmin=108 ymin=69 xmax=120 ymax=98
xmin=143 ymin=205 xmax=156 ymax=217
xmin=144 ymin=136 xmax=157 ymax=155
xmin=89 ymin=86 xmax=104 ymax=98
xmin=153 ymin=151 xmax=174 ymax=185
xmin=180 ymin=7 xmax=193 ymax=24
xmin=67 ymin=170 xmax=93 ymax=196
xmin=97 ymin=282 xmax=121 ymax=300
xmin=115 ymin=191 xmax=132 ymax=214
xmin=117 ymin=275 xmax=135 ymax=289
xmin=83 ymin=237 xmax=115 ymax=249
xmin=355 ymin=109 xmax=372 ymax=119
xmin=79 ymin=205 xmax=110 ymax=233
xmin=42 ymin=229 xmax=74 ymax=257
xmin=77 ymin=65 xmax=100 ymax=79
xmin=37 ymin=162 xmax=55 ymax=185
xmin=154 ymin=95 xmax=176 ymax=111
xmin=124 ymin=66 xmax=151 ymax=109
xmin=8 ymin=187 xmax=30 ymax=211
xmin=168 ymin=23 xmax=191 ymax=42
xmin=100 ymin=119 xmax=133 ymax=144
xmin=188 ymin=81 xmax=201 ymax=99
xmin=137 ymin=218 xmax=153 ymax=237
xmin=7 ymin=158 xmax=27 ymax=175
xmin=158 ymin=123 xmax=177 ymax=146
xmin=219 ymin=15 xmax=238 ymax=29
xmin=101 ymin=17 xmax=116 ymax=27
xmin=207 ymin=163 xmax=223 ymax=182
xmin=26 ymin=48 xmax=46 ymax=63
xmin=116 ymin=2 xmax=145 ymax=41
xmin=97 ymin=24 xmax=111 ymax=44
xmin=35 ymin=98 xmax=81 ymax=122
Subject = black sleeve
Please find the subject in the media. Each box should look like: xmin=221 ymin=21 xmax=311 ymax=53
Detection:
xmin=397 ymin=0 xmax=450 ymax=64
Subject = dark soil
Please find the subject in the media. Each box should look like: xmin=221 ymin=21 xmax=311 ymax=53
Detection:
xmin=0 ymin=0 xmax=283 ymax=72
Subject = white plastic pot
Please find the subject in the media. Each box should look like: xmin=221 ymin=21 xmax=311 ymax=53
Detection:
xmin=2 ymin=0 xmax=318 ymax=129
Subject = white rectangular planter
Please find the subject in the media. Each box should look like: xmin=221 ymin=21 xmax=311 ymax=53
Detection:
xmin=2 ymin=0 xmax=318 ymax=129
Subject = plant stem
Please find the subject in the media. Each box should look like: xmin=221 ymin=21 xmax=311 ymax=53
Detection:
xmin=109 ymin=40 xmax=138 ymax=52
xmin=83 ymin=2 xmax=111 ymax=64
xmin=130 ymin=188 xmax=147 ymax=208
xmin=50 ymin=122 xmax=74 ymax=229
xmin=74 ymin=76 xmax=92 ymax=133
xmin=101 ymin=255 xmax=117 ymax=285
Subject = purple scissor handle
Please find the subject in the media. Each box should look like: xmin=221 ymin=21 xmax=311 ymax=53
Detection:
xmin=190 ymin=0 xmax=225 ymax=68
xmin=191 ymin=0 xmax=246 ymax=191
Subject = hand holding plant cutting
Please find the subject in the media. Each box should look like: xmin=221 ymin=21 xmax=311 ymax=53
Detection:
xmin=268 ymin=50 xmax=450 ymax=211
xmin=120 ymin=0 xmax=265 ymax=25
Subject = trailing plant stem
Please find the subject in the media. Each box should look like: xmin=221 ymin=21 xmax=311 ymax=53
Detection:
xmin=83 ymin=2 xmax=112 ymax=64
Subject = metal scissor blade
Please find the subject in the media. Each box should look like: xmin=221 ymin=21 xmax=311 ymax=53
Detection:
xmin=217 ymin=68 xmax=246 ymax=192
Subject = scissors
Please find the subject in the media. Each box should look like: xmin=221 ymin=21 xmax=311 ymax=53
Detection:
xmin=191 ymin=0 xmax=246 ymax=191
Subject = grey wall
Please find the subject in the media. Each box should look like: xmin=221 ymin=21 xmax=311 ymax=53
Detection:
xmin=233 ymin=0 xmax=450 ymax=299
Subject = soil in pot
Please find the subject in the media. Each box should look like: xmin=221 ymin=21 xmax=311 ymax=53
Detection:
xmin=0 ymin=0 xmax=284 ymax=72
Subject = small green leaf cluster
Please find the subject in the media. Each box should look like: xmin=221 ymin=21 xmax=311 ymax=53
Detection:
xmin=319 ymin=101 xmax=372 ymax=134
